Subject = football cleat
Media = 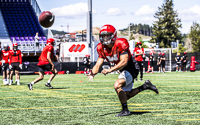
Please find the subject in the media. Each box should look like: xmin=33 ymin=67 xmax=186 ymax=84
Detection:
xmin=45 ymin=83 xmax=53 ymax=89
xmin=143 ymin=80 xmax=159 ymax=94
xmin=115 ymin=110 xmax=131 ymax=117
xmin=135 ymin=78 xmax=137 ymax=81
xmin=140 ymin=78 xmax=143 ymax=81
xmin=28 ymin=83 xmax=33 ymax=90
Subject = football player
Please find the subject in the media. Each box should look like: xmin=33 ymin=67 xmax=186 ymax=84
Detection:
xmin=142 ymin=53 xmax=146 ymax=73
xmin=161 ymin=53 xmax=166 ymax=73
xmin=1 ymin=44 xmax=10 ymax=84
xmin=28 ymin=38 xmax=58 ymax=90
xmin=181 ymin=51 xmax=188 ymax=72
xmin=147 ymin=52 xmax=154 ymax=73
xmin=9 ymin=43 xmax=22 ymax=85
xmin=175 ymin=53 xmax=182 ymax=72
xmin=87 ymin=24 xmax=159 ymax=117
xmin=134 ymin=41 xmax=144 ymax=81
xmin=83 ymin=55 xmax=88 ymax=74
xmin=157 ymin=52 xmax=162 ymax=73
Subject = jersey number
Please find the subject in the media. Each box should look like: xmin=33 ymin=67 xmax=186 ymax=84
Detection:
xmin=106 ymin=54 xmax=118 ymax=62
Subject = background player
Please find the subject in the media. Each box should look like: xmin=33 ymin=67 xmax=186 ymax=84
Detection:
xmin=87 ymin=24 xmax=159 ymax=117
xmin=182 ymin=51 xmax=188 ymax=72
xmin=157 ymin=52 xmax=162 ymax=73
xmin=175 ymin=53 xmax=182 ymax=72
xmin=1 ymin=44 xmax=10 ymax=84
xmin=9 ymin=43 xmax=22 ymax=85
xmin=147 ymin=52 xmax=154 ymax=73
xmin=83 ymin=55 xmax=91 ymax=74
xmin=142 ymin=53 xmax=146 ymax=73
xmin=28 ymin=38 xmax=58 ymax=90
xmin=134 ymin=41 xmax=144 ymax=81
xmin=161 ymin=53 xmax=166 ymax=73
xmin=83 ymin=55 xmax=88 ymax=74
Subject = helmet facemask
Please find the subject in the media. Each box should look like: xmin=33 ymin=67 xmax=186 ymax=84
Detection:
xmin=99 ymin=31 xmax=116 ymax=45
xmin=13 ymin=46 xmax=17 ymax=51
xmin=4 ymin=47 xmax=8 ymax=51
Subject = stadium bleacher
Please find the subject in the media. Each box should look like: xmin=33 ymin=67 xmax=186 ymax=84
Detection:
xmin=0 ymin=0 xmax=47 ymax=51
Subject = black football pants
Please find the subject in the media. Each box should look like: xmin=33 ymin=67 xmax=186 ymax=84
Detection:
xmin=137 ymin=61 xmax=143 ymax=79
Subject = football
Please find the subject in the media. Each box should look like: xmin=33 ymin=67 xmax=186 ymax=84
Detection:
xmin=39 ymin=11 xmax=55 ymax=28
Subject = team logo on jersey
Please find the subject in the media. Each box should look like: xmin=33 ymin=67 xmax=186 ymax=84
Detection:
xmin=106 ymin=54 xmax=118 ymax=62
xmin=3 ymin=53 xmax=9 ymax=56
xmin=69 ymin=44 xmax=85 ymax=52
xmin=137 ymin=50 xmax=142 ymax=53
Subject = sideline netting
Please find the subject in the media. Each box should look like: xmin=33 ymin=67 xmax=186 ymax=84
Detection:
xmin=144 ymin=48 xmax=172 ymax=72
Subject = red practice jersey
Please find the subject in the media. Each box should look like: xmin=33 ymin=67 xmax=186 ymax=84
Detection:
xmin=97 ymin=38 xmax=138 ymax=78
xmin=97 ymin=38 xmax=131 ymax=64
xmin=37 ymin=44 xmax=54 ymax=66
xmin=1 ymin=50 xmax=10 ymax=64
xmin=9 ymin=49 xmax=22 ymax=64
xmin=134 ymin=47 xmax=144 ymax=61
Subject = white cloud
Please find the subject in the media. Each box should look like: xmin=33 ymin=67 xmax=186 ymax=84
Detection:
xmin=134 ymin=5 xmax=155 ymax=16
xmin=179 ymin=5 xmax=200 ymax=21
xmin=105 ymin=8 xmax=124 ymax=16
xmin=50 ymin=3 xmax=96 ymax=19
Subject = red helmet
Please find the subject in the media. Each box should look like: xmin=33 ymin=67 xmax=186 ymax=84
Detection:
xmin=13 ymin=43 xmax=18 ymax=50
xmin=136 ymin=41 xmax=142 ymax=45
xmin=162 ymin=53 xmax=165 ymax=56
xmin=158 ymin=52 xmax=161 ymax=55
xmin=99 ymin=24 xmax=117 ymax=45
xmin=184 ymin=51 xmax=186 ymax=55
xmin=149 ymin=52 xmax=152 ymax=55
xmin=47 ymin=38 xmax=55 ymax=46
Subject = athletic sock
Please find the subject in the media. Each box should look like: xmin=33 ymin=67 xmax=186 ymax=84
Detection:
xmin=31 ymin=82 xmax=34 ymax=85
xmin=47 ymin=80 xmax=51 ymax=84
xmin=122 ymin=103 xmax=128 ymax=111
xmin=10 ymin=80 xmax=13 ymax=84
xmin=138 ymin=85 xmax=145 ymax=92
xmin=16 ymin=79 xmax=20 ymax=84
xmin=3 ymin=79 xmax=6 ymax=84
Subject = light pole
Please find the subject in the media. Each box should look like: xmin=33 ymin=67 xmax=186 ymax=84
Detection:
xmin=129 ymin=23 xmax=134 ymax=40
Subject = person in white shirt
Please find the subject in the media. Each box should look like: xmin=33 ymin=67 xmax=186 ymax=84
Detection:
xmin=35 ymin=32 xmax=40 ymax=50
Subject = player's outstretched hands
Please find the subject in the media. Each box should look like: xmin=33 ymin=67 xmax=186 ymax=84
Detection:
xmin=101 ymin=69 xmax=111 ymax=76
xmin=87 ymin=70 xmax=94 ymax=82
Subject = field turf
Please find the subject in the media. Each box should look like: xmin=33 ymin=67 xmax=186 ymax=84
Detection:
xmin=0 ymin=71 xmax=200 ymax=124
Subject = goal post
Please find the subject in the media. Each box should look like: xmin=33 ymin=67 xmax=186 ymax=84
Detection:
xmin=144 ymin=48 xmax=172 ymax=72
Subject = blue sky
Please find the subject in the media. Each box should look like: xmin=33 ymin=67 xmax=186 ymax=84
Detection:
xmin=37 ymin=0 xmax=200 ymax=34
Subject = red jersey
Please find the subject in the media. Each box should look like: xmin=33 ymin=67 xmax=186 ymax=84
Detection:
xmin=97 ymin=38 xmax=131 ymax=64
xmin=134 ymin=47 xmax=144 ymax=61
xmin=9 ymin=49 xmax=22 ymax=64
xmin=97 ymin=38 xmax=138 ymax=77
xmin=1 ymin=50 xmax=10 ymax=64
xmin=37 ymin=44 xmax=54 ymax=66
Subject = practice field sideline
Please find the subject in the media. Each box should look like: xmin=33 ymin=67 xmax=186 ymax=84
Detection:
xmin=0 ymin=72 xmax=200 ymax=124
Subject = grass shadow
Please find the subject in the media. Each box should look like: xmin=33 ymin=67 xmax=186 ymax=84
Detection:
xmin=100 ymin=111 xmax=150 ymax=116
xmin=51 ymin=87 xmax=69 ymax=89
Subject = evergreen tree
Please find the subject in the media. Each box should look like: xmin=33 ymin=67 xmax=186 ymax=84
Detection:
xmin=129 ymin=33 xmax=135 ymax=41
xmin=152 ymin=0 xmax=182 ymax=48
xmin=188 ymin=22 xmax=200 ymax=52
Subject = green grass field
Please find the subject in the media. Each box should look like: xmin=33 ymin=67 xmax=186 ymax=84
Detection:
xmin=0 ymin=71 xmax=200 ymax=124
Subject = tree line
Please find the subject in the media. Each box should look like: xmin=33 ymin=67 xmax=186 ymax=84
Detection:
xmin=120 ymin=24 xmax=153 ymax=36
